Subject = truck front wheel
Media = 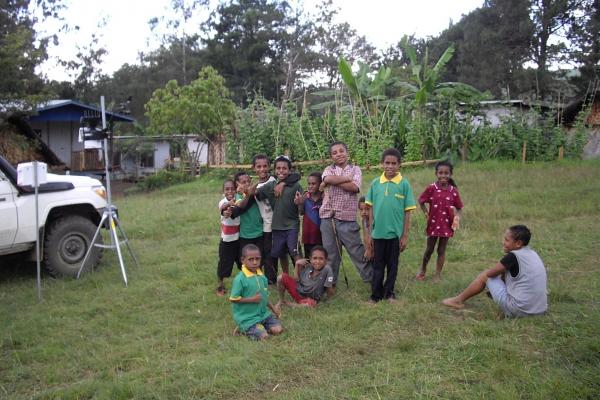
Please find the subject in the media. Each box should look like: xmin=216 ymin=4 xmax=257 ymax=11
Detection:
xmin=44 ymin=215 xmax=103 ymax=278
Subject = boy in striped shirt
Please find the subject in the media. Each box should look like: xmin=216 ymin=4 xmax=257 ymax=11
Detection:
xmin=216 ymin=179 xmax=241 ymax=296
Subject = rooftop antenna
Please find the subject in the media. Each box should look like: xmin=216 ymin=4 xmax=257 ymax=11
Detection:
xmin=77 ymin=96 xmax=139 ymax=285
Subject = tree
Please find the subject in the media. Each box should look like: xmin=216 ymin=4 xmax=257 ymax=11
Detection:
xmin=529 ymin=0 xmax=584 ymax=98
xmin=311 ymin=0 xmax=377 ymax=88
xmin=428 ymin=0 xmax=534 ymax=98
xmin=145 ymin=66 xmax=236 ymax=167
xmin=0 ymin=1 xmax=52 ymax=106
xmin=202 ymin=0 xmax=294 ymax=104
xmin=148 ymin=0 xmax=209 ymax=85
xmin=568 ymin=0 xmax=600 ymax=93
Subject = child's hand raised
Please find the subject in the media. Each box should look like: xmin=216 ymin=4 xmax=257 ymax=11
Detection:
xmin=294 ymin=191 xmax=303 ymax=205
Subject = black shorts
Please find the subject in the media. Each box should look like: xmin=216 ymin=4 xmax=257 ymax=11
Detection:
xmin=217 ymin=239 xmax=241 ymax=279
xmin=239 ymin=235 xmax=265 ymax=264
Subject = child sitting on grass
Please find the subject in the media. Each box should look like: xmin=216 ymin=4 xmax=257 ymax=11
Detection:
xmin=274 ymin=245 xmax=335 ymax=311
xmin=216 ymin=179 xmax=240 ymax=296
xmin=442 ymin=225 xmax=548 ymax=318
xmin=229 ymin=244 xmax=283 ymax=340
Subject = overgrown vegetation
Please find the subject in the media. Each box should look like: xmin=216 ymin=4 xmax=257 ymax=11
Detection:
xmin=1 ymin=161 xmax=599 ymax=398
xmin=131 ymin=169 xmax=194 ymax=192
xmin=226 ymin=94 xmax=591 ymax=165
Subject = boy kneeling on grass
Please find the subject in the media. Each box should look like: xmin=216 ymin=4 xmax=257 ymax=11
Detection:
xmin=230 ymin=244 xmax=283 ymax=340
xmin=274 ymin=245 xmax=335 ymax=312
xmin=442 ymin=225 xmax=547 ymax=318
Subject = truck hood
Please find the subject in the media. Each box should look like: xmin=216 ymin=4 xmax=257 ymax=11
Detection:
xmin=46 ymin=173 xmax=102 ymax=188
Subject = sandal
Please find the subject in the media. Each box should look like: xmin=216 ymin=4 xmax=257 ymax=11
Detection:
xmin=415 ymin=272 xmax=426 ymax=281
xmin=216 ymin=286 xmax=226 ymax=296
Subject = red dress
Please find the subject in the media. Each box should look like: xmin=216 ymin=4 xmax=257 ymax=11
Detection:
xmin=418 ymin=183 xmax=464 ymax=237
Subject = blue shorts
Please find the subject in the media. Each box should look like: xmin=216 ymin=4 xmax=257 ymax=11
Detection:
xmin=245 ymin=315 xmax=281 ymax=340
xmin=271 ymin=229 xmax=299 ymax=259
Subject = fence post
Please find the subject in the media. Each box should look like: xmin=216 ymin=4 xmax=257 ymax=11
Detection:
xmin=522 ymin=141 xmax=527 ymax=163
xmin=558 ymin=146 xmax=564 ymax=160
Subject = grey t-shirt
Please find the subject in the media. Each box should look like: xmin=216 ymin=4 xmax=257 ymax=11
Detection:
xmin=504 ymin=246 xmax=548 ymax=315
xmin=297 ymin=264 xmax=334 ymax=301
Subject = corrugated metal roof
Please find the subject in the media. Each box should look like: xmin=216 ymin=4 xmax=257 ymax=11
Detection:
xmin=30 ymin=99 xmax=135 ymax=123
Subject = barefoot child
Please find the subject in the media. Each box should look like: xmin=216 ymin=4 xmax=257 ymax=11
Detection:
xmin=275 ymin=245 xmax=335 ymax=311
xmin=216 ymin=179 xmax=240 ymax=296
xmin=442 ymin=225 xmax=547 ymax=318
xmin=229 ymin=244 xmax=283 ymax=340
xmin=416 ymin=160 xmax=464 ymax=281
xmin=297 ymin=172 xmax=323 ymax=258
xmin=365 ymin=148 xmax=416 ymax=303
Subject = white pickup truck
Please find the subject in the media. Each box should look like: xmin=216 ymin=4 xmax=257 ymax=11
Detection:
xmin=0 ymin=155 xmax=107 ymax=277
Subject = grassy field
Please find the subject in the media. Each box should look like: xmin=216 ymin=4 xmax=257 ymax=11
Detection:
xmin=1 ymin=160 xmax=599 ymax=399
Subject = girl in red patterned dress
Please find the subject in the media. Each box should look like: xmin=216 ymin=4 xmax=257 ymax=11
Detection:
xmin=416 ymin=160 xmax=464 ymax=282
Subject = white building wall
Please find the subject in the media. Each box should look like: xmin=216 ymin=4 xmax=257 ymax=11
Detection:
xmin=186 ymin=138 xmax=208 ymax=164
xmin=154 ymin=141 xmax=171 ymax=169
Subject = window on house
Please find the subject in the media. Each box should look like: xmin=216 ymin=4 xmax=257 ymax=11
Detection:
xmin=140 ymin=150 xmax=154 ymax=168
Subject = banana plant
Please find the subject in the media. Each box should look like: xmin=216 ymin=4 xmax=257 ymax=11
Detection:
xmin=398 ymin=35 xmax=484 ymax=108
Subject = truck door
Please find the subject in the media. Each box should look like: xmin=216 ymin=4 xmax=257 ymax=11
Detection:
xmin=0 ymin=169 xmax=18 ymax=249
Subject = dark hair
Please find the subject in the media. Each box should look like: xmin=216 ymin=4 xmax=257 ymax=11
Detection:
xmin=435 ymin=160 xmax=458 ymax=187
xmin=381 ymin=148 xmax=402 ymax=163
xmin=328 ymin=141 xmax=348 ymax=154
xmin=508 ymin=225 xmax=531 ymax=246
xmin=358 ymin=196 xmax=366 ymax=203
xmin=241 ymin=243 xmax=261 ymax=257
xmin=309 ymin=245 xmax=328 ymax=258
xmin=274 ymin=155 xmax=292 ymax=170
xmin=308 ymin=171 xmax=322 ymax=183
xmin=222 ymin=178 xmax=235 ymax=189
xmin=252 ymin=154 xmax=269 ymax=166
xmin=233 ymin=171 xmax=249 ymax=186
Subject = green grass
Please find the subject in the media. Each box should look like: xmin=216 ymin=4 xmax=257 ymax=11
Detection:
xmin=1 ymin=160 xmax=599 ymax=399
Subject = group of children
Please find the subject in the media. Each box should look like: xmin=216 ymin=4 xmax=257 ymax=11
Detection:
xmin=217 ymin=142 xmax=548 ymax=340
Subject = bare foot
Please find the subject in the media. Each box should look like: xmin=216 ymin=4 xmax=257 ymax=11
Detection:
xmin=273 ymin=302 xmax=282 ymax=316
xmin=366 ymin=299 xmax=378 ymax=305
xmin=432 ymin=274 xmax=442 ymax=283
xmin=387 ymin=297 xmax=398 ymax=304
xmin=442 ymin=297 xmax=465 ymax=309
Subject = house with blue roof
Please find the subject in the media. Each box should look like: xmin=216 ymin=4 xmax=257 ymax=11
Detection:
xmin=28 ymin=100 xmax=135 ymax=171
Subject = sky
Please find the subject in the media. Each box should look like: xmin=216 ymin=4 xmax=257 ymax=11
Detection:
xmin=37 ymin=0 xmax=484 ymax=82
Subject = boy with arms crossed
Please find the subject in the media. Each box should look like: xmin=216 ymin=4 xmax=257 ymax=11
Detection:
xmin=320 ymin=141 xmax=373 ymax=285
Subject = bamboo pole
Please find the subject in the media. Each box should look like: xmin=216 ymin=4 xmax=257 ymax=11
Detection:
xmin=522 ymin=141 xmax=527 ymax=163
xmin=558 ymin=146 xmax=564 ymax=160
xmin=210 ymin=158 xmax=441 ymax=170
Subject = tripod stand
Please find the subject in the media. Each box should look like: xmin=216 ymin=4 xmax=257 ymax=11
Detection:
xmin=76 ymin=99 xmax=139 ymax=285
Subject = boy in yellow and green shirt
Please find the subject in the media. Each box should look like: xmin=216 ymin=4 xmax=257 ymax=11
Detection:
xmin=229 ymin=244 xmax=283 ymax=340
xmin=365 ymin=148 xmax=416 ymax=303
